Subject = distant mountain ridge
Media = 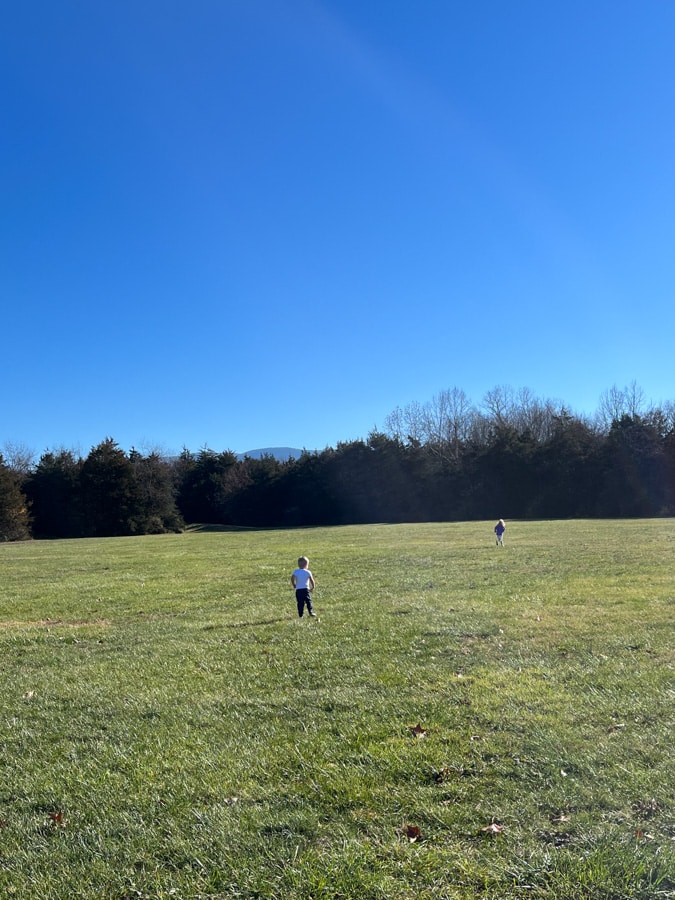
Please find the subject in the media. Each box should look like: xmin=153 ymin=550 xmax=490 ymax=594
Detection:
xmin=237 ymin=447 xmax=304 ymax=461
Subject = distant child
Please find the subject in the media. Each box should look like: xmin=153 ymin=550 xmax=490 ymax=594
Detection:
xmin=290 ymin=556 xmax=316 ymax=618
xmin=494 ymin=519 xmax=506 ymax=547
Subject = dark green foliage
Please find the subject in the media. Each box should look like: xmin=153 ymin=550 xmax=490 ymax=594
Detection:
xmin=129 ymin=450 xmax=184 ymax=534
xmin=0 ymin=454 xmax=31 ymax=541
xmin=225 ymin=454 xmax=286 ymax=526
xmin=25 ymin=450 xmax=84 ymax=538
xmin=530 ymin=413 xmax=603 ymax=518
xmin=174 ymin=448 xmax=240 ymax=524
xmin=23 ymin=445 xmax=182 ymax=540
xmin=599 ymin=415 xmax=671 ymax=516
xmin=80 ymin=439 xmax=141 ymax=536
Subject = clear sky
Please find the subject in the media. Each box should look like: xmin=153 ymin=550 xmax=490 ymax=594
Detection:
xmin=2 ymin=1 xmax=674 ymax=458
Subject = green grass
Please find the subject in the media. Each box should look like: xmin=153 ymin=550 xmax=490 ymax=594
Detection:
xmin=0 ymin=520 xmax=673 ymax=899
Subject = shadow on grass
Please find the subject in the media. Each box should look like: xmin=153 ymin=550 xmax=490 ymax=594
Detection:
xmin=204 ymin=618 xmax=288 ymax=630
xmin=185 ymin=523 xmax=260 ymax=533
xmin=185 ymin=522 xmax=354 ymax=533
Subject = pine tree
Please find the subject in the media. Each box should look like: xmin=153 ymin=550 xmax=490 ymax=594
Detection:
xmin=0 ymin=454 xmax=31 ymax=541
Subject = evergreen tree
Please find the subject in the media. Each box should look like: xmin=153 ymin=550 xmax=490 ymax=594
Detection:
xmin=25 ymin=450 xmax=84 ymax=537
xmin=532 ymin=413 xmax=602 ymax=517
xmin=0 ymin=454 xmax=31 ymax=541
xmin=129 ymin=450 xmax=184 ymax=534
xmin=80 ymin=439 xmax=141 ymax=536
xmin=175 ymin=448 xmax=239 ymax=524
xmin=600 ymin=415 xmax=669 ymax=517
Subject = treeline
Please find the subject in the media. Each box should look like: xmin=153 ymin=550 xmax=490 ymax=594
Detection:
xmin=1 ymin=384 xmax=674 ymax=541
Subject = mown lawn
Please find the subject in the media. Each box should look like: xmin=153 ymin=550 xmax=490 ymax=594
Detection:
xmin=0 ymin=520 xmax=673 ymax=899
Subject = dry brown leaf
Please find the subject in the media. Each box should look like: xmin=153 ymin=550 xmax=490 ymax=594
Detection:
xmin=481 ymin=823 xmax=505 ymax=834
xmin=402 ymin=824 xmax=422 ymax=842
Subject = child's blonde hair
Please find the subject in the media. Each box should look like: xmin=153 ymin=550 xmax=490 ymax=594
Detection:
xmin=298 ymin=556 xmax=309 ymax=568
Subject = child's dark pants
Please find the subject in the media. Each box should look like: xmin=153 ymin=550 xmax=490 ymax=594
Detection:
xmin=296 ymin=588 xmax=313 ymax=617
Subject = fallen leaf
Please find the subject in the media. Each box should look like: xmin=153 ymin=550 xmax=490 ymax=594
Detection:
xmin=410 ymin=723 xmax=427 ymax=739
xmin=402 ymin=824 xmax=421 ymax=842
xmin=49 ymin=810 xmax=66 ymax=827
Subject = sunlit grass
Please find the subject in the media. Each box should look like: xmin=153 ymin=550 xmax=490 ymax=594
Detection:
xmin=0 ymin=520 xmax=673 ymax=898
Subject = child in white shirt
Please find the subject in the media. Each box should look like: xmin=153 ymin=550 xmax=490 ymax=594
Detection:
xmin=290 ymin=556 xmax=316 ymax=618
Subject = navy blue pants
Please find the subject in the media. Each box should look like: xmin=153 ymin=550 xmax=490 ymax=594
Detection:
xmin=296 ymin=588 xmax=313 ymax=617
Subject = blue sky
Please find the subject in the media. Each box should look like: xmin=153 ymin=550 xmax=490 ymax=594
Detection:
xmin=2 ymin=0 xmax=674 ymax=458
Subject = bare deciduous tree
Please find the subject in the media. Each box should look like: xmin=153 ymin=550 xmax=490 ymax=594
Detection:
xmin=384 ymin=401 xmax=425 ymax=445
xmin=481 ymin=385 xmax=516 ymax=428
xmin=1 ymin=442 xmax=35 ymax=477
xmin=597 ymin=381 xmax=649 ymax=431
xmin=511 ymin=388 xmax=559 ymax=442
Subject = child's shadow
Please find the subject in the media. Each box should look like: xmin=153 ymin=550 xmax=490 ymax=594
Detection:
xmin=215 ymin=618 xmax=287 ymax=630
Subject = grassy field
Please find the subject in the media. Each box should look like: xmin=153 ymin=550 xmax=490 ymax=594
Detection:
xmin=0 ymin=519 xmax=673 ymax=899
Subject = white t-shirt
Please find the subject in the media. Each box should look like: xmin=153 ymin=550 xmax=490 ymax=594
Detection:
xmin=293 ymin=568 xmax=313 ymax=590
